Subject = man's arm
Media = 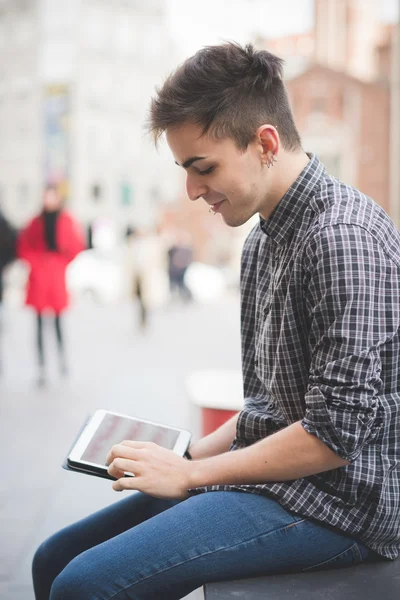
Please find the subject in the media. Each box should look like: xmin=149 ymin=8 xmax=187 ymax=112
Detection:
xmin=188 ymin=413 xmax=239 ymax=460
xmin=187 ymin=420 xmax=349 ymax=489
xmin=106 ymin=420 xmax=349 ymax=498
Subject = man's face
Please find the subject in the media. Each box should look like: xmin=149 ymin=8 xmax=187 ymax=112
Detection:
xmin=166 ymin=123 xmax=270 ymax=227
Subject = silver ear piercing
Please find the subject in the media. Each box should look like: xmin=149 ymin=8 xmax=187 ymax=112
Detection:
xmin=267 ymin=154 xmax=278 ymax=168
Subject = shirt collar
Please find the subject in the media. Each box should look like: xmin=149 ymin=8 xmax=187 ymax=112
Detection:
xmin=259 ymin=153 xmax=325 ymax=245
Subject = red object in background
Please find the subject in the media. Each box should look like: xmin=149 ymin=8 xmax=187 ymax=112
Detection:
xmin=17 ymin=212 xmax=85 ymax=313
xmin=201 ymin=408 xmax=238 ymax=437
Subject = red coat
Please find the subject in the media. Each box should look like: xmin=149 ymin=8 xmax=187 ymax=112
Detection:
xmin=17 ymin=211 xmax=85 ymax=313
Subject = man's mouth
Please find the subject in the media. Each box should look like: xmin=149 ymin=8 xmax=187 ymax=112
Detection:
xmin=209 ymin=199 xmax=226 ymax=213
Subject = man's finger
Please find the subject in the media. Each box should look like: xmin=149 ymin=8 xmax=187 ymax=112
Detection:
xmin=105 ymin=443 xmax=141 ymax=466
xmin=107 ymin=458 xmax=139 ymax=479
xmin=112 ymin=475 xmax=142 ymax=492
xmin=120 ymin=440 xmax=156 ymax=449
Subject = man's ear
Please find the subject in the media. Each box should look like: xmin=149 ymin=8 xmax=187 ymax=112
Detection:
xmin=256 ymin=125 xmax=279 ymax=165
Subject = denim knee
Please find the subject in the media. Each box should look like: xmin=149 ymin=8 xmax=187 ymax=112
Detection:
xmin=49 ymin=550 xmax=106 ymax=600
xmin=49 ymin=560 xmax=89 ymax=600
xmin=32 ymin=540 xmax=47 ymax=578
xmin=33 ymin=537 xmax=59 ymax=576
xmin=32 ymin=538 xmax=62 ymax=599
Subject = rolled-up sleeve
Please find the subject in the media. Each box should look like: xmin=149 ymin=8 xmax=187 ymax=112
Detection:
xmin=301 ymin=224 xmax=399 ymax=462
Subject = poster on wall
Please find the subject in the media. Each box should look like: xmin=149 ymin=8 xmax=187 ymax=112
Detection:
xmin=43 ymin=84 xmax=69 ymax=202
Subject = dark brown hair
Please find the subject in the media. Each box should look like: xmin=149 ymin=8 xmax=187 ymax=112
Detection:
xmin=148 ymin=42 xmax=301 ymax=152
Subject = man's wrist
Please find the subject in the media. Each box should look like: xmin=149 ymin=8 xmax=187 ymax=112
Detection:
xmin=186 ymin=459 xmax=204 ymax=489
xmin=186 ymin=451 xmax=234 ymax=489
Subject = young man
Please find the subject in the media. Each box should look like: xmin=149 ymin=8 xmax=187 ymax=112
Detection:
xmin=33 ymin=43 xmax=400 ymax=600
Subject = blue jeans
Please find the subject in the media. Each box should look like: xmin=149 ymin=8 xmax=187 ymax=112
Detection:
xmin=33 ymin=491 xmax=370 ymax=600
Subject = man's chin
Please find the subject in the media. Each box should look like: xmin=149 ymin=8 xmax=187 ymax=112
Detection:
xmin=221 ymin=213 xmax=251 ymax=228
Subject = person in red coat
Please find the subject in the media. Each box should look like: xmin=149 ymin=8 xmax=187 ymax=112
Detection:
xmin=18 ymin=184 xmax=85 ymax=386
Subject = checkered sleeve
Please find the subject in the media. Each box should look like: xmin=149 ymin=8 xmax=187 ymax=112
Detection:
xmin=301 ymin=224 xmax=399 ymax=462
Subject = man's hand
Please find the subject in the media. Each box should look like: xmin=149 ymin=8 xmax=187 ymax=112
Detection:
xmin=106 ymin=441 xmax=193 ymax=499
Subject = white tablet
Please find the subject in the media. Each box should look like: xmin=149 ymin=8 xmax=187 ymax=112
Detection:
xmin=67 ymin=409 xmax=192 ymax=479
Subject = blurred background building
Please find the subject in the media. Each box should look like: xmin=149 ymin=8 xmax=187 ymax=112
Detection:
xmin=259 ymin=0 xmax=400 ymax=227
xmin=0 ymin=0 xmax=181 ymax=235
xmin=0 ymin=0 xmax=399 ymax=254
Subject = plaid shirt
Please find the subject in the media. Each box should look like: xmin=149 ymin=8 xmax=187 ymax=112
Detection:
xmin=192 ymin=155 xmax=400 ymax=559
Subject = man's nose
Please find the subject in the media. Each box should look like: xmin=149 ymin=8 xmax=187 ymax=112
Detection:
xmin=186 ymin=173 xmax=207 ymax=202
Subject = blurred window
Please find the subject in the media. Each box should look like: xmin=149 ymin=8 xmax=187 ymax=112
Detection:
xmin=120 ymin=182 xmax=133 ymax=206
xmin=149 ymin=186 xmax=160 ymax=206
xmin=91 ymin=183 xmax=103 ymax=203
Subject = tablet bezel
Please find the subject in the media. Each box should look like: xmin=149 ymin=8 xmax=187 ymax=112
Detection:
xmin=67 ymin=409 xmax=191 ymax=476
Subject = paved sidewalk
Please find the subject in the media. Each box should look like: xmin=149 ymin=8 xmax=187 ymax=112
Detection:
xmin=0 ymin=295 xmax=241 ymax=599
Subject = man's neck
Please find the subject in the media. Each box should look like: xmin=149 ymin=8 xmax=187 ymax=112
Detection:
xmin=260 ymin=150 xmax=310 ymax=220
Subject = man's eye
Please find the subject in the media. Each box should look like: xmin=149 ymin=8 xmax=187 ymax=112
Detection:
xmin=198 ymin=166 xmax=214 ymax=176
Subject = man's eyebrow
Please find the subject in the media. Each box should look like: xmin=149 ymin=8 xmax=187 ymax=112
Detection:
xmin=174 ymin=156 xmax=207 ymax=169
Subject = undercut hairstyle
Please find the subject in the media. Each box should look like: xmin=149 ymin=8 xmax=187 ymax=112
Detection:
xmin=148 ymin=42 xmax=302 ymax=152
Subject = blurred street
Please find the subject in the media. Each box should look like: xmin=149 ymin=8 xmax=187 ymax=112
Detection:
xmin=0 ymin=294 xmax=241 ymax=600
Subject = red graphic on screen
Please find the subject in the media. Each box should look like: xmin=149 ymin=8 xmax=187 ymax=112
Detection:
xmin=81 ymin=415 xmax=179 ymax=466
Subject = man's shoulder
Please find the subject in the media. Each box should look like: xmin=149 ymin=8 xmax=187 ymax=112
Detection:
xmin=309 ymin=175 xmax=400 ymax=257
xmin=312 ymin=175 xmax=376 ymax=226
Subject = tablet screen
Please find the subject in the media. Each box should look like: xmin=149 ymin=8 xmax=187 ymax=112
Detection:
xmin=81 ymin=413 xmax=180 ymax=466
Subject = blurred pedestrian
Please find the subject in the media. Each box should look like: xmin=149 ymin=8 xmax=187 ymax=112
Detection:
xmin=0 ymin=208 xmax=17 ymax=316
xmin=0 ymin=209 xmax=17 ymax=373
xmin=167 ymin=231 xmax=193 ymax=302
xmin=17 ymin=184 xmax=85 ymax=386
xmin=125 ymin=226 xmax=168 ymax=330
